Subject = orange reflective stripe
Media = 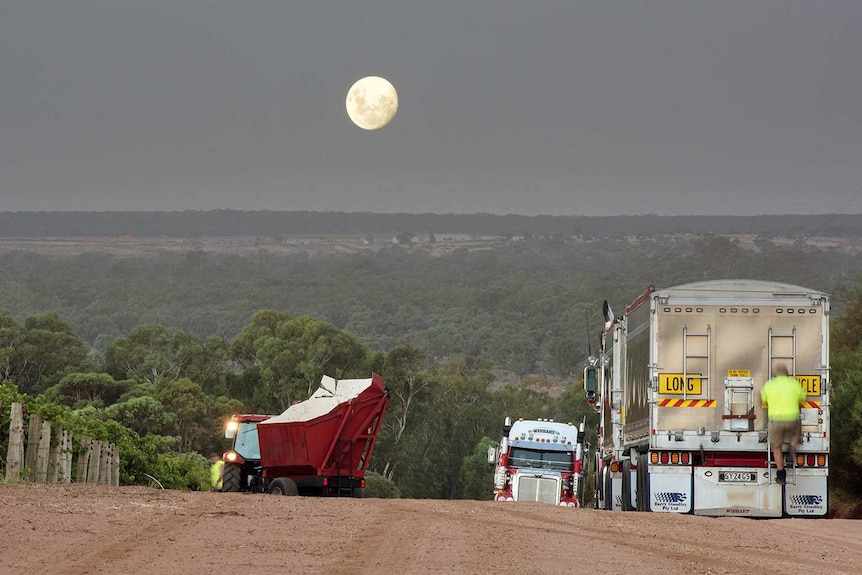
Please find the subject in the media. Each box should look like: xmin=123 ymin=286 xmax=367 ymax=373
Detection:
xmin=658 ymin=399 xmax=716 ymax=407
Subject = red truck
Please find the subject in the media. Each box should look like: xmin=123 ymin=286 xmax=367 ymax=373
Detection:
xmin=221 ymin=373 xmax=388 ymax=497
xmin=488 ymin=416 xmax=588 ymax=506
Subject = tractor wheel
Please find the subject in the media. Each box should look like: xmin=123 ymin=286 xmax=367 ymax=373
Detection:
xmin=222 ymin=463 xmax=242 ymax=493
xmin=268 ymin=477 xmax=299 ymax=496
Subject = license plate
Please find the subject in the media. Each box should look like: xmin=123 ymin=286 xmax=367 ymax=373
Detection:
xmin=719 ymin=471 xmax=756 ymax=483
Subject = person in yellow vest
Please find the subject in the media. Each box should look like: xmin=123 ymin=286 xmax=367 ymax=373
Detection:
xmin=761 ymin=364 xmax=806 ymax=485
xmin=210 ymin=453 xmax=224 ymax=491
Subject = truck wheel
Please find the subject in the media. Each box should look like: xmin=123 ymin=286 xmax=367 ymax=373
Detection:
xmin=637 ymin=454 xmax=649 ymax=512
xmin=594 ymin=453 xmax=603 ymax=509
xmin=621 ymin=460 xmax=635 ymax=511
xmin=268 ymin=477 xmax=299 ymax=496
xmin=351 ymin=487 xmax=365 ymax=498
xmin=603 ymin=467 xmax=613 ymax=511
xmin=222 ymin=463 xmax=242 ymax=493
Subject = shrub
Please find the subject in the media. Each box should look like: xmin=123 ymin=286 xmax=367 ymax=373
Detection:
xmin=364 ymin=471 xmax=401 ymax=498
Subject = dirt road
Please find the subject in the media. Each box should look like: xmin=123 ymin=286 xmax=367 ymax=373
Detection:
xmin=2 ymin=483 xmax=860 ymax=575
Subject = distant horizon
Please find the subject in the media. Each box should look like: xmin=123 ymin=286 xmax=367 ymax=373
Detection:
xmin=2 ymin=208 xmax=862 ymax=218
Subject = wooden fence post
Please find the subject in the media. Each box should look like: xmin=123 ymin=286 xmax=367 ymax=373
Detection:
xmin=87 ymin=440 xmax=102 ymax=484
xmin=24 ymin=413 xmax=43 ymax=481
xmin=76 ymin=436 xmax=91 ymax=483
xmin=35 ymin=420 xmax=51 ymax=483
xmin=47 ymin=425 xmax=62 ymax=483
xmin=112 ymin=449 xmax=121 ymax=486
xmin=5 ymin=402 xmax=25 ymax=481
xmin=101 ymin=445 xmax=110 ymax=486
xmin=98 ymin=443 xmax=109 ymax=485
xmin=61 ymin=430 xmax=74 ymax=483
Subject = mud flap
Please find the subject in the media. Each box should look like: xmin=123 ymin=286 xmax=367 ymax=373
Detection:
xmin=649 ymin=465 xmax=692 ymax=513
xmin=784 ymin=471 xmax=828 ymax=517
xmin=610 ymin=471 xmax=622 ymax=511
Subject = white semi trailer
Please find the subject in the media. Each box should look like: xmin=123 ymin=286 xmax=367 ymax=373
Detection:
xmin=585 ymin=279 xmax=829 ymax=517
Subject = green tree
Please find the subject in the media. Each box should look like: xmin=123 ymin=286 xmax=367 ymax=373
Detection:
xmin=376 ymin=346 xmax=429 ymax=480
xmin=45 ymin=372 xmax=131 ymax=408
xmin=104 ymin=324 xmax=185 ymax=383
xmin=828 ymin=278 xmax=862 ymax=496
xmin=459 ymin=437 xmax=495 ymax=500
xmin=232 ymin=311 xmax=370 ymax=411
xmin=393 ymin=356 xmax=496 ymax=499
xmin=104 ymin=325 xmax=231 ymax=391
xmin=155 ymin=378 xmax=210 ymax=452
xmin=15 ymin=312 xmax=91 ymax=393
xmin=0 ymin=311 xmax=25 ymax=382
xmin=105 ymin=396 xmax=177 ymax=437
xmin=183 ymin=336 xmax=232 ymax=394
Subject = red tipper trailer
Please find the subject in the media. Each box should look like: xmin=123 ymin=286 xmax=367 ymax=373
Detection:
xmin=255 ymin=372 xmax=389 ymax=496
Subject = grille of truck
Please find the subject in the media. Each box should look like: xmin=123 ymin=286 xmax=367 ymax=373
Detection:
xmin=517 ymin=476 xmax=559 ymax=504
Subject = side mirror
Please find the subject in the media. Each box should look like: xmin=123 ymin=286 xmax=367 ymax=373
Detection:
xmin=487 ymin=444 xmax=499 ymax=465
xmin=584 ymin=366 xmax=598 ymax=403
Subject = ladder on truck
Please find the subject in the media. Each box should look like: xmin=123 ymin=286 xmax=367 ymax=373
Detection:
xmin=766 ymin=326 xmax=798 ymax=486
xmin=682 ymin=324 xmax=711 ymax=400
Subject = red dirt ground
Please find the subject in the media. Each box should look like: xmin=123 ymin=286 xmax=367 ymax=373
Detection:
xmin=2 ymin=483 xmax=861 ymax=575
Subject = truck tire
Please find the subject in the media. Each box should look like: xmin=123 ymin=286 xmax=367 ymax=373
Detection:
xmin=603 ymin=467 xmax=613 ymax=511
xmin=594 ymin=453 xmax=603 ymax=509
xmin=222 ymin=463 xmax=242 ymax=493
xmin=268 ymin=477 xmax=299 ymax=496
xmin=621 ymin=460 xmax=635 ymax=511
xmin=636 ymin=453 xmax=650 ymax=512
xmin=351 ymin=487 xmax=365 ymax=498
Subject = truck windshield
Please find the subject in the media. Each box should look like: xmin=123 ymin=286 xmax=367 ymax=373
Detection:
xmin=233 ymin=422 xmax=261 ymax=460
xmin=509 ymin=447 xmax=573 ymax=472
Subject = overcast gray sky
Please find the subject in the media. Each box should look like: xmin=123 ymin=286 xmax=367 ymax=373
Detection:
xmin=1 ymin=1 xmax=860 ymax=216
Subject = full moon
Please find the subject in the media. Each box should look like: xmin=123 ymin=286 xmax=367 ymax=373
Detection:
xmin=345 ymin=76 xmax=398 ymax=130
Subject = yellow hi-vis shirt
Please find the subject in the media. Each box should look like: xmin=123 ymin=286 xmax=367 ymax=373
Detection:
xmin=761 ymin=375 xmax=806 ymax=421
xmin=211 ymin=460 xmax=224 ymax=489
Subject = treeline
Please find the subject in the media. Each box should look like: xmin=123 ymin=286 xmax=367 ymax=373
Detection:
xmin=2 ymin=233 xmax=861 ymax=381
xmin=2 ymin=210 xmax=862 ymax=238
xmin=3 ymin=219 xmax=862 ymax=501
xmin=2 ymin=285 xmax=862 ymax=503
xmin=0 ymin=310 xmax=596 ymax=498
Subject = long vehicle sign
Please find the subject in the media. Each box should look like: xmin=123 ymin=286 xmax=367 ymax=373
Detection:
xmin=796 ymin=375 xmax=821 ymax=396
xmin=658 ymin=374 xmax=702 ymax=395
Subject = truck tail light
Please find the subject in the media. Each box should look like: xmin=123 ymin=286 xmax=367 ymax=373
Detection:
xmin=652 ymin=452 xmax=690 ymax=465
xmin=817 ymin=454 xmax=827 ymax=466
xmin=610 ymin=461 xmax=621 ymax=473
xmin=807 ymin=455 xmax=816 ymax=467
xmin=797 ymin=454 xmax=805 ymax=467
xmin=361 ymin=479 xmax=366 ymax=489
